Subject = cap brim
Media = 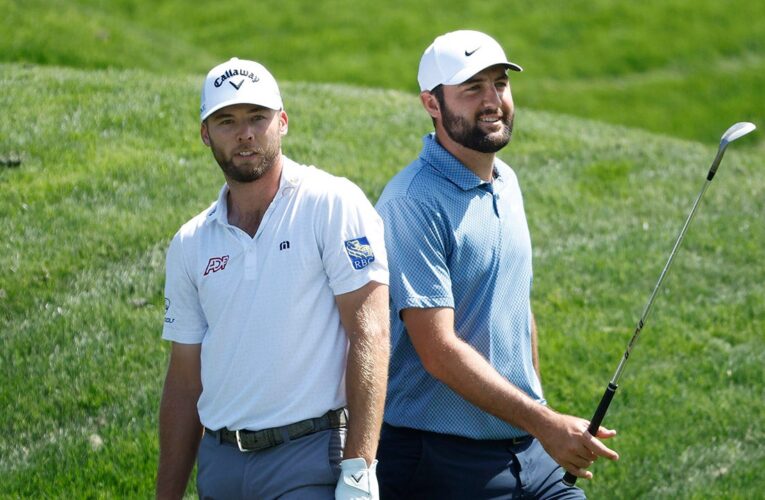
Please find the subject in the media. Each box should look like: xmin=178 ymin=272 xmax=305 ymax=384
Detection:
xmin=442 ymin=61 xmax=523 ymax=87
xmin=506 ymin=62 xmax=523 ymax=72
xmin=201 ymin=95 xmax=283 ymax=122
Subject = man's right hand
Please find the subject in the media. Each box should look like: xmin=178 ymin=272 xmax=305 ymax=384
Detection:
xmin=533 ymin=410 xmax=619 ymax=480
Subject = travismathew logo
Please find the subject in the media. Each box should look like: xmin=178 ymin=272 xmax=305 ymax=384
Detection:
xmin=214 ymin=69 xmax=260 ymax=89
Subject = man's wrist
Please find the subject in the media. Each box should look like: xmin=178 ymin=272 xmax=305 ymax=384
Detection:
xmin=522 ymin=401 xmax=557 ymax=439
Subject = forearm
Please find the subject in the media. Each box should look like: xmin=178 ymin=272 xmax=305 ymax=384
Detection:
xmin=424 ymin=336 xmax=553 ymax=437
xmin=405 ymin=308 xmax=618 ymax=479
xmin=531 ymin=313 xmax=540 ymax=381
xmin=156 ymin=384 xmax=203 ymax=498
xmin=344 ymin=327 xmax=389 ymax=464
xmin=336 ymin=282 xmax=390 ymax=465
xmin=156 ymin=345 xmax=203 ymax=499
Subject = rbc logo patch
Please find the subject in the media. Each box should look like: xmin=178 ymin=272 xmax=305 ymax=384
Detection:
xmin=344 ymin=237 xmax=375 ymax=270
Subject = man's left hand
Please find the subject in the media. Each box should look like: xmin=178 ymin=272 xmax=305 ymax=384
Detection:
xmin=335 ymin=458 xmax=379 ymax=500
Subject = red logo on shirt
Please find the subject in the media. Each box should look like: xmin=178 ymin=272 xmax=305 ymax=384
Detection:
xmin=204 ymin=255 xmax=229 ymax=276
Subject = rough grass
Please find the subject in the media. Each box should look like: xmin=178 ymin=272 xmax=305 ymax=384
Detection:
xmin=1 ymin=1 xmax=762 ymax=497
xmin=1 ymin=62 xmax=762 ymax=498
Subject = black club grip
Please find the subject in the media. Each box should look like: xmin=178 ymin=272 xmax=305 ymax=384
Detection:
xmin=562 ymin=382 xmax=618 ymax=487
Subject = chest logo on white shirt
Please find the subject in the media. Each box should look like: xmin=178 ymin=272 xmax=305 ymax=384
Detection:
xmin=344 ymin=237 xmax=375 ymax=270
xmin=204 ymin=255 xmax=230 ymax=276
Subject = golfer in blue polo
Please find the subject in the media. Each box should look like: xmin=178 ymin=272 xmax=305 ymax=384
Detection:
xmin=375 ymin=30 xmax=619 ymax=499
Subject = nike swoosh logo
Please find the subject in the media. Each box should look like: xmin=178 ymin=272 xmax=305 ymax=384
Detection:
xmin=229 ymin=79 xmax=245 ymax=90
xmin=465 ymin=47 xmax=480 ymax=56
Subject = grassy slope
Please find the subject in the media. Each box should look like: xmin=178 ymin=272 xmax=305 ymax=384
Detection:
xmin=2 ymin=0 xmax=763 ymax=148
xmin=1 ymin=63 xmax=762 ymax=498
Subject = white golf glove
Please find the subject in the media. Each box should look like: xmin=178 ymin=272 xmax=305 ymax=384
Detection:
xmin=335 ymin=457 xmax=379 ymax=500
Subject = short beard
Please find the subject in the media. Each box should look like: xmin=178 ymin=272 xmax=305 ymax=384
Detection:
xmin=209 ymin=138 xmax=280 ymax=183
xmin=434 ymin=88 xmax=513 ymax=153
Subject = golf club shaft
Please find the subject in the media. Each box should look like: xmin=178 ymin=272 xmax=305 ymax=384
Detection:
xmin=562 ymin=176 xmax=712 ymax=487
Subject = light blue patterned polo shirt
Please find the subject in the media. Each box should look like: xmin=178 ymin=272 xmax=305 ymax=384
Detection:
xmin=376 ymin=133 xmax=545 ymax=439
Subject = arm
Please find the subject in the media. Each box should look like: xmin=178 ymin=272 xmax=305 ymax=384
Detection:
xmin=335 ymin=281 xmax=390 ymax=465
xmin=531 ymin=313 xmax=540 ymax=381
xmin=403 ymin=306 xmax=618 ymax=480
xmin=156 ymin=342 xmax=204 ymax=500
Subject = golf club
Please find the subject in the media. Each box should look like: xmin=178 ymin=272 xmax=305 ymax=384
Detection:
xmin=562 ymin=121 xmax=757 ymax=487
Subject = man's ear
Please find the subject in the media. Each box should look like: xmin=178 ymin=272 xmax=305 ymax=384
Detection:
xmin=420 ymin=91 xmax=441 ymax=120
xmin=279 ymin=110 xmax=289 ymax=136
xmin=200 ymin=122 xmax=211 ymax=146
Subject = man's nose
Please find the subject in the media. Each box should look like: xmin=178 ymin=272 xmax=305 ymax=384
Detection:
xmin=237 ymin=123 xmax=255 ymax=142
xmin=482 ymin=86 xmax=502 ymax=107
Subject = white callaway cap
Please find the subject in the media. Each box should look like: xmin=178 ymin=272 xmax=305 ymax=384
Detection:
xmin=200 ymin=57 xmax=283 ymax=121
xmin=418 ymin=30 xmax=523 ymax=92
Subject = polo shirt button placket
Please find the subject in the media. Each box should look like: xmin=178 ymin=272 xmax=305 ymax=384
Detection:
xmin=245 ymin=244 xmax=257 ymax=280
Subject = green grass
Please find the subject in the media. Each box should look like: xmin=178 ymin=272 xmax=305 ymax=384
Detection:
xmin=1 ymin=1 xmax=763 ymax=497
xmin=1 ymin=62 xmax=762 ymax=498
xmin=2 ymin=0 xmax=763 ymax=148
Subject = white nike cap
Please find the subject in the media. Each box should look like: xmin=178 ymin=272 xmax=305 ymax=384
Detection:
xmin=200 ymin=57 xmax=283 ymax=122
xmin=417 ymin=30 xmax=523 ymax=92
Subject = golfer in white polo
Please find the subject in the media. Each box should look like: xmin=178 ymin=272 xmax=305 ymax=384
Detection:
xmin=156 ymin=57 xmax=389 ymax=500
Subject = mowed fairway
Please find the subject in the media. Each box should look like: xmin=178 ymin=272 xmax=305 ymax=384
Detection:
xmin=1 ymin=1 xmax=764 ymax=498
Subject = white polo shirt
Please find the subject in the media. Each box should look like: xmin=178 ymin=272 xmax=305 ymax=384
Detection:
xmin=162 ymin=156 xmax=388 ymax=431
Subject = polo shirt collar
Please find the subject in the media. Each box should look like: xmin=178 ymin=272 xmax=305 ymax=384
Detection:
xmin=420 ymin=133 xmax=501 ymax=191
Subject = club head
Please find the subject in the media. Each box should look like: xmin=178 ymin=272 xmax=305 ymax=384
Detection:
xmin=707 ymin=122 xmax=757 ymax=180
xmin=720 ymin=122 xmax=756 ymax=150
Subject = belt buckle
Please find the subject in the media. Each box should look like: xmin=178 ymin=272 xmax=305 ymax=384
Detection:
xmin=235 ymin=430 xmax=248 ymax=452
xmin=511 ymin=435 xmax=530 ymax=445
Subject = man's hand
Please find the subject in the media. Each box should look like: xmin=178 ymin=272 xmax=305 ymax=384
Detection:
xmin=335 ymin=458 xmax=379 ymax=500
xmin=534 ymin=410 xmax=619 ymax=480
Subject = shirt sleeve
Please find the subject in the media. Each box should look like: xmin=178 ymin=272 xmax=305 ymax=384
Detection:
xmin=376 ymin=196 xmax=454 ymax=316
xmin=317 ymin=179 xmax=389 ymax=296
xmin=162 ymin=232 xmax=207 ymax=344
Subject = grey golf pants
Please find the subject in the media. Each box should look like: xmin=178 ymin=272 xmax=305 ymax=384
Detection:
xmin=197 ymin=427 xmax=345 ymax=499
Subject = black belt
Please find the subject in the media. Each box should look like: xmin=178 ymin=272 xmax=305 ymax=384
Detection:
xmin=205 ymin=408 xmax=347 ymax=452
xmin=383 ymin=423 xmax=532 ymax=447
